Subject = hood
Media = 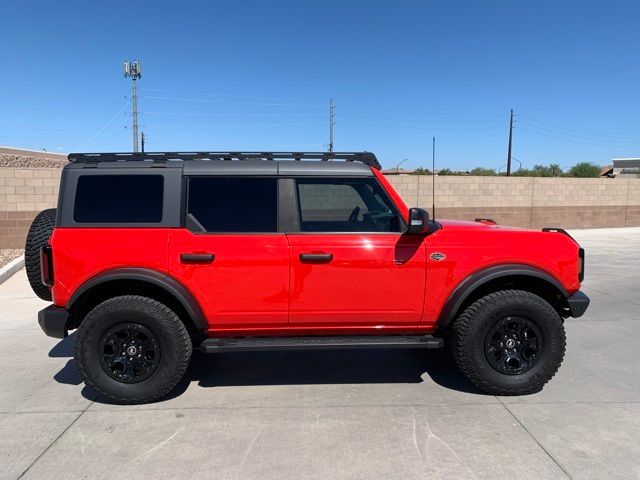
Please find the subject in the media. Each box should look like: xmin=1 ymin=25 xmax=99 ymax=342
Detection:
xmin=436 ymin=219 xmax=529 ymax=232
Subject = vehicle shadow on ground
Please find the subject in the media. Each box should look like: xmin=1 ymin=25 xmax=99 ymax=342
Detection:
xmin=49 ymin=336 xmax=484 ymax=404
xmin=49 ymin=333 xmax=82 ymax=386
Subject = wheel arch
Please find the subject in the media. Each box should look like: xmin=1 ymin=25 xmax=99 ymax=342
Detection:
xmin=66 ymin=268 xmax=207 ymax=338
xmin=437 ymin=264 xmax=569 ymax=330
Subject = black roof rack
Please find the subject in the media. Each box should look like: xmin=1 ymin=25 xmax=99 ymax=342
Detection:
xmin=67 ymin=151 xmax=381 ymax=170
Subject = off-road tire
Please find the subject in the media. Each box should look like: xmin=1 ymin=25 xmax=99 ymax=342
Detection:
xmin=25 ymin=208 xmax=57 ymax=301
xmin=451 ymin=289 xmax=566 ymax=395
xmin=75 ymin=295 xmax=192 ymax=404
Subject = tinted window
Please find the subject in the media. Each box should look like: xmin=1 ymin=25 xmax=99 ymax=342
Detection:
xmin=74 ymin=175 xmax=163 ymax=223
xmin=188 ymin=177 xmax=278 ymax=232
xmin=296 ymin=178 xmax=402 ymax=232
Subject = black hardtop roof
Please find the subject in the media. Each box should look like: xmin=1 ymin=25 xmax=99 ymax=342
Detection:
xmin=66 ymin=151 xmax=381 ymax=171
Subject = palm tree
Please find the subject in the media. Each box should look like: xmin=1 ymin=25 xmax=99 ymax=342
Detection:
xmin=549 ymin=163 xmax=562 ymax=177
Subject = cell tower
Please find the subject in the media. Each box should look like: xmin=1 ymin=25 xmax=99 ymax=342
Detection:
xmin=123 ymin=60 xmax=142 ymax=153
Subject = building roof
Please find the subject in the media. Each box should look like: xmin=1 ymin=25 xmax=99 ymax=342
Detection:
xmin=599 ymin=165 xmax=614 ymax=177
xmin=612 ymin=158 xmax=640 ymax=168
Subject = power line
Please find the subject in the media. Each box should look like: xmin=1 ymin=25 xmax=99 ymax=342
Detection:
xmin=517 ymin=126 xmax=640 ymax=148
xmin=339 ymin=105 xmax=504 ymax=118
xmin=515 ymin=113 xmax=638 ymax=140
xmin=339 ymin=122 xmax=501 ymax=130
xmin=140 ymin=111 xmax=325 ymax=117
xmin=0 ymin=123 xmax=126 ymax=131
xmin=517 ymin=120 xmax=640 ymax=143
xmin=516 ymin=119 xmax=639 ymax=143
xmin=144 ymin=122 xmax=326 ymax=128
xmin=141 ymin=95 xmax=324 ymax=107
xmin=339 ymin=112 xmax=503 ymax=124
xmin=78 ymin=100 xmax=130 ymax=150
xmin=140 ymin=88 xmax=324 ymax=103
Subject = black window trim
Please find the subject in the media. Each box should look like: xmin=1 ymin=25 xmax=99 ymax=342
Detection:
xmin=288 ymin=176 xmax=407 ymax=234
xmin=59 ymin=170 xmax=407 ymax=234
xmin=183 ymin=175 xmax=283 ymax=235
xmin=58 ymin=169 xmax=182 ymax=228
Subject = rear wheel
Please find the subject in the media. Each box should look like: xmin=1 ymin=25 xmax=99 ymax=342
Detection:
xmin=451 ymin=289 xmax=566 ymax=395
xmin=25 ymin=208 xmax=57 ymax=301
xmin=75 ymin=295 xmax=192 ymax=404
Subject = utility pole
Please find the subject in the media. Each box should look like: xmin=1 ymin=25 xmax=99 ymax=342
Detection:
xmin=506 ymin=109 xmax=513 ymax=176
xmin=328 ymin=98 xmax=335 ymax=153
xmin=123 ymin=60 xmax=142 ymax=153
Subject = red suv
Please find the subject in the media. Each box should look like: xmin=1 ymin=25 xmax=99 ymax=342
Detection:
xmin=26 ymin=151 xmax=589 ymax=404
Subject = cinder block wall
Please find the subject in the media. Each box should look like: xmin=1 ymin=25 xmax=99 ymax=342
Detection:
xmin=1 ymin=159 xmax=639 ymax=248
xmin=0 ymin=167 xmax=62 ymax=248
xmin=386 ymin=175 xmax=640 ymax=229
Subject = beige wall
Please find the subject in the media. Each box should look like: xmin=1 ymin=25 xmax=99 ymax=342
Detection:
xmin=0 ymin=167 xmax=61 ymax=248
xmin=386 ymin=175 xmax=640 ymax=229
xmin=1 ymin=163 xmax=639 ymax=248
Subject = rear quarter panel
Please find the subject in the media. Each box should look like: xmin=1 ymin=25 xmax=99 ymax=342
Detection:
xmin=50 ymin=228 xmax=171 ymax=307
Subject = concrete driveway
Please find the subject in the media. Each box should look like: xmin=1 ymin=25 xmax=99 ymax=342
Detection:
xmin=1 ymin=228 xmax=639 ymax=480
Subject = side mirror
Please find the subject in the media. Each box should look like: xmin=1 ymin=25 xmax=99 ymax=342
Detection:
xmin=407 ymin=208 xmax=430 ymax=234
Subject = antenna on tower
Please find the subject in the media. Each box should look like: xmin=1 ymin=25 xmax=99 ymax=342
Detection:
xmin=123 ymin=60 xmax=142 ymax=153
xmin=432 ymin=136 xmax=436 ymax=221
xmin=328 ymin=98 xmax=335 ymax=153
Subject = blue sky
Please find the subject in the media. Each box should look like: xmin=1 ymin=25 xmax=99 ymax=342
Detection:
xmin=1 ymin=0 xmax=639 ymax=170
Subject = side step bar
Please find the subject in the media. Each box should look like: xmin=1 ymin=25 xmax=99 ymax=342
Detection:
xmin=200 ymin=335 xmax=443 ymax=353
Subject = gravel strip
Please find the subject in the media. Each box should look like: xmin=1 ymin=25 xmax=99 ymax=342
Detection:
xmin=0 ymin=249 xmax=24 ymax=268
xmin=0 ymin=154 xmax=67 ymax=169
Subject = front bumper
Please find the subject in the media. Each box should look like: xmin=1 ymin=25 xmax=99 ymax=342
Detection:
xmin=567 ymin=290 xmax=590 ymax=318
xmin=38 ymin=305 xmax=69 ymax=339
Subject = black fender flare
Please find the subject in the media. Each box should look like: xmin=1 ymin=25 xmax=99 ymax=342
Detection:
xmin=66 ymin=268 xmax=207 ymax=330
xmin=437 ymin=264 xmax=569 ymax=327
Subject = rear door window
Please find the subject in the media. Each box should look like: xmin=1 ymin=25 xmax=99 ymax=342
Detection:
xmin=187 ymin=177 xmax=278 ymax=232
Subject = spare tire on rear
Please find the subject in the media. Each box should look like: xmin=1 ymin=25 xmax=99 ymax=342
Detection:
xmin=25 ymin=208 xmax=57 ymax=301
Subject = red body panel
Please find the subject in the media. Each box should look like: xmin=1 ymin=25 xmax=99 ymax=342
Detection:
xmin=287 ymin=233 xmax=426 ymax=327
xmin=420 ymin=220 xmax=581 ymax=329
xmin=50 ymin=175 xmax=582 ymax=337
xmin=168 ymin=230 xmax=289 ymax=331
xmin=50 ymin=228 xmax=171 ymax=307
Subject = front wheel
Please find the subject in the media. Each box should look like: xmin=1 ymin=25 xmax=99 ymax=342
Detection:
xmin=451 ymin=289 xmax=566 ymax=395
xmin=75 ymin=295 xmax=192 ymax=404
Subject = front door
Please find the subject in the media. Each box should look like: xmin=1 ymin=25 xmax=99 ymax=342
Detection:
xmin=169 ymin=176 xmax=289 ymax=332
xmin=287 ymin=177 xmax=426 ymax=327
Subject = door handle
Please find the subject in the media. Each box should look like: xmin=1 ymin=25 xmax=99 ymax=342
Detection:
xmin=180 ymin=253 xmax=215 ymax=264
xmin=299 ymin=253 xmax=333 ymax=263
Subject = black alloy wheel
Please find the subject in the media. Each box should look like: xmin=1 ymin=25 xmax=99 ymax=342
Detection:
xmin=99 ymin=323 xmax=160 ymax=383
xmin=484 ymin=316 xmax=542 ymax=375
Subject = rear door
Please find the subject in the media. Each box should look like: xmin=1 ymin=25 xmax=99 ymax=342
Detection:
xmin=286 ymin=177 xmax=426 ymax=327
xmin=169 ymin=174 xmax=289 ymax=332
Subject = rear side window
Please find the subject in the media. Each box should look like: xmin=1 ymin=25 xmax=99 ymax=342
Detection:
xmin=73 ymin=175 xmax=164 ymax=223
xmin=187 ymin=177 xmax=278 ymax=232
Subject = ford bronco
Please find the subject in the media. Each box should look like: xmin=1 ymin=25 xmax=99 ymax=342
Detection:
xmin=27 ymin=151 xmax=589 ymax=404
